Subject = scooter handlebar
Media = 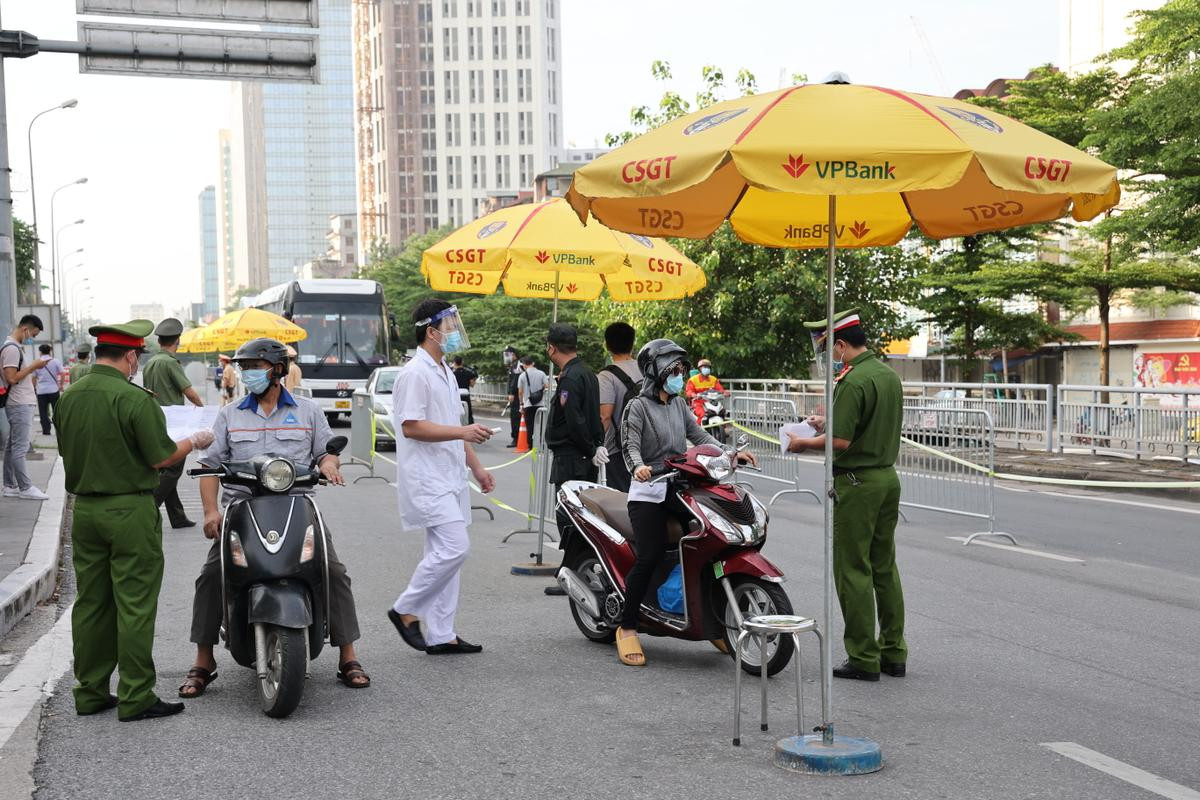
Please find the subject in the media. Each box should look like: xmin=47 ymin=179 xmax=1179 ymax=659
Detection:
xmin=187 ymin=467 xmax=223 ymax=478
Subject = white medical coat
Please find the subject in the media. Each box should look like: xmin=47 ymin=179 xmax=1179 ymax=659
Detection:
xmin=392 ymin=346 xmax=471 ymax=530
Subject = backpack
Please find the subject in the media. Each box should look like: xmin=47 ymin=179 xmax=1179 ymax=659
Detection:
xmin=0 ymin=342 xmax=23 ymax=409
xmin=604 ymin=364 xmax=641 ymax=455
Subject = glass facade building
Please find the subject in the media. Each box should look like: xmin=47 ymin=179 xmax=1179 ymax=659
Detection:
xmin=198 ymin=185 xmax=219 ymax=318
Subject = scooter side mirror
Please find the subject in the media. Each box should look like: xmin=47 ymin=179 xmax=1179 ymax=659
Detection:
xmin=736 ymin=434 xmax=750 ymax=451
xmin=325 ymin=435 xmax=348 ymax=456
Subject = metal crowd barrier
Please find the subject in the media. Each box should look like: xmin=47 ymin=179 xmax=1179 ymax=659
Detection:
xmin=898 ymin=406 xmax=1014 ymax=545
xmin=502 ymin=405 xmax=556 ymax=547
xmin=727 ymin=396 xmax=821 ymax=507
xmin=346 ymin=390 xmax=388 ymax=483
xmin=1057 ymin=384 xmax=1200 ymax=461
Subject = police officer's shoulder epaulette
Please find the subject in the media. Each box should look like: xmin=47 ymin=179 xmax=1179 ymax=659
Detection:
xmin=835 ymin=364 xmax=854 ymax=383
xmin=137 ymin=384 xmax=158 ymax=398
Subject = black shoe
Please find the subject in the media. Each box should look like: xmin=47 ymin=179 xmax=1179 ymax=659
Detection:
xmin=832 ymin=660 xmax=880 ymax=682
xmin=426 ymin=637 xmax=483 ymax=655
xmin=388 ymin=608 xmax=426 ymax=652
xmin=880 ymin=660 xmax=906 ymax=677
xmin=171 ymin=518 xmax=197 ymax=529
xmin=119 ymin=699 xmax=185 ymax=722
xmin=76 ymin=694 xmax=119 ymax=716
xmin=544 ymin=585 xmax=566 ymax=596
xmin=506 ymin=441 xmax=518 ymax=448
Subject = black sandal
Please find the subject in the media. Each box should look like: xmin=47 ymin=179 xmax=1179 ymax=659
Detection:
xmin=337 ymin=660 xmax=371 ymax=688
xmin=178 ymin=666 xmax=218 ymax=698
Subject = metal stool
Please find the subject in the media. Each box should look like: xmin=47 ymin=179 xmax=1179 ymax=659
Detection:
xmin=733 ymin=614 xmax=822 ymax=747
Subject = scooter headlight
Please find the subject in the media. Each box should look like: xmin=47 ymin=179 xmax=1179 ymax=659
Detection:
xmin=261 ymin=458 xmax=295 ymax=493
xmin=699 ymin=503 xmax=746 ymax=544
xmin=697 ymin=453 xmax=732 ymax=483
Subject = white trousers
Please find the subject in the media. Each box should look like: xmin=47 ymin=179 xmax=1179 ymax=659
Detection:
xmin=393 ymin=518 xmax=470 ymax=646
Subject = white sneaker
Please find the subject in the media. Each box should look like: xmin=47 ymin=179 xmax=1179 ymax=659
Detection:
xmin=2 ymin=485 xmax=18 ymax=497
xmin=17 ymin=486 xmax=49 ymax=501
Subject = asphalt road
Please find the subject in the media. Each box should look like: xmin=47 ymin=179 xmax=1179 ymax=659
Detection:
xmin=23 ymin=415 xmax=1200 ymax=799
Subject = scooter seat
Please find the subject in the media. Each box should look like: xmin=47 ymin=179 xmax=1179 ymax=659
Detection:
xmin=577 ymin=488 xmax=685 ymax=544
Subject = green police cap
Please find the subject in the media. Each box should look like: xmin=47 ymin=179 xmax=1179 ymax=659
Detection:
xmin=88 ymin=319 xmax=155 ymax=350
xmin=803 ymin=308 xmax=861 ymax=352
xmin=154 ymin=317 xmax=185 ymax=337
xmin=76 ymin=342 xmax=92 ymax=355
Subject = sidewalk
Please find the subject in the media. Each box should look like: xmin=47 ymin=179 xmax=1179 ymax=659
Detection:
xmin=994 ymin=447 xmax=1200 ymax=500
xmin=0 ymin=437 xmax=57 ymax=588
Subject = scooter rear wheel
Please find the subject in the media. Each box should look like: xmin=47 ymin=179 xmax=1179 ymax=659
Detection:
xmin=258 ymin=625 xmax=307 ymax=718
xmin=567 ymin=556 xmax=616 ymax=644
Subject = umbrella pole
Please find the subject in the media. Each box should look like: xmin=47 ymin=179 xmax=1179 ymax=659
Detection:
xmin=822 ymin=195 xmax=837 ymax=743
xmin=533 ymin=271 xmax=562 ymax=567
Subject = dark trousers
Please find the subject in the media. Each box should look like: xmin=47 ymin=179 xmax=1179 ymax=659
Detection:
xmin=509 ymin=401 xmax=521 ymax=443
xmin=464 ymin=394 xmax=474 ymax=424
xmin=153 ymin=461 xmax=190 ymax=528
xmin=37 ymin=391 xmax=59 ymax=435
xmin=523 ymin=406 xmax=539 ymax=444
xmin=552 ymin=450 xmax=599 ymax=550
xmin=606 ymin=455 xmax=632 ymax=493
xmin=620 ymin=494 xmax=690 ymax=628
xmin=190 ymin=524 xmax=360 ymax=647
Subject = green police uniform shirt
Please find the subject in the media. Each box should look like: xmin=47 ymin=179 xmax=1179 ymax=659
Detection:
xmin=56 ymin=364 xmax=178 ymax=495
xmin=68 ymin=363 xmax=91 ymax=385
xmin=141 ymin=351 xmax=191 ymax=407
xmin=830 ymin=351 xmax=903 ymax=470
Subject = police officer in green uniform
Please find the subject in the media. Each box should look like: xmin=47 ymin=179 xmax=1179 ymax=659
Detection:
xmin=68 ymin=343 xmax=92 ymax=385
xmin=143 ymin=318 xmax=205 ymax=529
xmin=788 ymin=309 xmax=906 ymax=682
xmin=544 ymin=323 xmax=605 ymax=596
xmin=55 ymin=320 xmax=215 ymax=721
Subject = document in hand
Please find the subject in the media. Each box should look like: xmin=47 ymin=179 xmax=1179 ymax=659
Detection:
xmin=627 ymin=480 xmax=668 ymax=503
xmin=163 ymin=405 xmax=220 ymax=441
xmin=778 ymin=421 xmax=817 ymax=455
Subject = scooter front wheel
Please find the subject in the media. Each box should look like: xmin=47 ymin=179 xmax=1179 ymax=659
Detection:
xmin=258 ymin=624 xmax=307 ymax=718
xmin=720 ymin=577 xmax=795 ymax=677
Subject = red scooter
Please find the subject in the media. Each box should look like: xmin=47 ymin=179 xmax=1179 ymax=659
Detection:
xmin=555 ymin=438 xmax=796 ymax=675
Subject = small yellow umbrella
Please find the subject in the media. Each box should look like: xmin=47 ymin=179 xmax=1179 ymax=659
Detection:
xmin=177 ymin=326 xmax=221 ymax=354
xmin=203 ymin=308 xmax=308 ymax=351
xmin=420 ymin=198 xmax=706 ymax=309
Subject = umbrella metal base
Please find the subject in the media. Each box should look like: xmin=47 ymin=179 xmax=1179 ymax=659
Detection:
xmin=510 ymin=562 xmax=557 ymax=577
xmin=773 ymin=734 xmax=883 ymax=775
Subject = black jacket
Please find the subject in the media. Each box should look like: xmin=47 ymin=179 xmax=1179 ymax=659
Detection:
xmin=546 ymin=356 xmax=603 ymax=458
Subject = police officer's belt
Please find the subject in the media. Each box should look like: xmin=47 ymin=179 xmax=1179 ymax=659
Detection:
xmin=832 ymin=465 xmax=891 ymax=477
xmin=75 ymin=489 xmax=155 ymax=497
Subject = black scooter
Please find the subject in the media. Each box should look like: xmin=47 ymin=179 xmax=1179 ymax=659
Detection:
xmin=188 ymin=435 xmax=347 ymax=718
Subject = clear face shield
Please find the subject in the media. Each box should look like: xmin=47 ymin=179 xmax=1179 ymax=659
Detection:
xmin=810 ymin=328 xmax=831 ymax=379
xmin=419 ymin=305 xmax=471 ymax=355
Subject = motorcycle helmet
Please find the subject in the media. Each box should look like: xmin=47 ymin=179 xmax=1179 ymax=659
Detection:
xmin=233 ymin=337 xmax=291 ymax=379
xmin=636 ymin=338 xmax=690 ymax=396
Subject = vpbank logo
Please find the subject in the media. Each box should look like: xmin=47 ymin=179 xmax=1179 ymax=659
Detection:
xmin=783 ymin=153 xmax=896 ymax=181
xmin=476 ymin=220 xmax=507 ymax=239
xmin=683 ymin=107 xmax=748 ymax=136
xmin=535 ymin=250 xmax=550 ymax=264
xmin=939 ymin=106 xmax=1003 ymax=134
xmin=629 ymin=234 xmax=654 ymax=248
xmin=783 ymin=154 xmax=810 ymax=178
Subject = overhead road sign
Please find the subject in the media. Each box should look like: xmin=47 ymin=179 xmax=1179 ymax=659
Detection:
xmin=54 ymin=23 xmax=318 ymax=82
xmin=76 ymin=0 xmax=318 ymax=27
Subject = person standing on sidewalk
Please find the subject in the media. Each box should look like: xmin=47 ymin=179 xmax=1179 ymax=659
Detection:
xmin=787 ymin=309 xmax=906 ymax=682
xmin=452 ymin=355 xmax=477 ymax=424
xmin=56 ymin=319 xmax=214 ymax=721
xmin=68 ymin=343 xmax=93 ymax=386
xmin=389 ymin=299 xmax=495 ymax=655
xmin=143 ymin=318 xmax=205 ymax=530
xmin=596 ymin=322 xmax=641 ymax=493
xmin=34 ymin=343 xmax=64 ymax=436
xmin=2 ymin=314 xmax=51 ymax=500
xmin=517 ymin=355 xmax=547 ymax=444
xmin=503 ymin=345 xmax=521 ymax=447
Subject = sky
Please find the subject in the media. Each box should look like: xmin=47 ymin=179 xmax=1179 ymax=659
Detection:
xmin=4 ymin=0 xmax=1059 ymax=324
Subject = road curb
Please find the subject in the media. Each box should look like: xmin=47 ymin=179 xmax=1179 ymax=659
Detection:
xmin=0 ymin=458 xmax=67 ymax=640
xmin=994 ymin=459 xmax=1200 ymax=501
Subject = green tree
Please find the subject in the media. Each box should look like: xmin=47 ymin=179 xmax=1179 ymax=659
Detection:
xmin=224 ymin=286 xmax=258 ymax=314
xmin=13 ymin=218 xmax=36 ymax=302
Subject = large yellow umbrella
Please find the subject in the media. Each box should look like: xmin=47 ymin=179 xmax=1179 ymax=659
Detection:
xmin=420 ymin=198 xmax=706 ymax=309
xmin=202 ymin=308 xmax=308 ymax=351
xmin=566 ymin=80 xmax=1121 ymax=768
xmin=177 ymin=326 xmax=221 ymax=353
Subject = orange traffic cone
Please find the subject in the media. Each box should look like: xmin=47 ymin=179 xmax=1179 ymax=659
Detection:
xmin=515 ymin=414 xmax=531 ymax=453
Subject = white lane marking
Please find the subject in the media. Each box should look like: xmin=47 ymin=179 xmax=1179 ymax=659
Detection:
xmin=0 ymin=606 xmax=74 ymax=751
xmin=947 ymin=536 xmax=1084 ymax=563
xmin=1042 ymin=742 xmax=1200 ymax=800
xmin=996 ymin=483 xmax=1200 ymax=516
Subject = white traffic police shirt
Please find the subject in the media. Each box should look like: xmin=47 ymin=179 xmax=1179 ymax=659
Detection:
xmin=392 ymin=347 xmax=470 ymax=530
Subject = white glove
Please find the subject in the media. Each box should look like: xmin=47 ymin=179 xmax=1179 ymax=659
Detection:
xmin=188 ymin=429 xmax=215 ymax=450
xmin=592 ymin=445 xmax=610 ymax=466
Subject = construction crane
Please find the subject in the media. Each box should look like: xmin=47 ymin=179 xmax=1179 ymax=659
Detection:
xmin=910 ymin=16 xmax=949 ymax=96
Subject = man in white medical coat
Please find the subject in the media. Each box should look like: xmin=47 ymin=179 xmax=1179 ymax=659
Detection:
xmin=389 ymin=299 xmax=495 ymax=654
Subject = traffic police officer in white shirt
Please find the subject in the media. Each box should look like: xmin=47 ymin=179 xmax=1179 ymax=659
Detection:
xmin=389 ymin=299 xmax=495 ymax=655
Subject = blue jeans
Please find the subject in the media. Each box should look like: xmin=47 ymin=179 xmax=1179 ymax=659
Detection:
xmin=3 ymin=403 xmax=34 ymax=490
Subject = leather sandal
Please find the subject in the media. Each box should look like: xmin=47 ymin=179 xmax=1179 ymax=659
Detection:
xmin=337 ymin=660 xmax=371 ymax=688
xmin=615 ymin=628 xmax=645 ymax=667
xmin=177 ymin=666 xmax=218 ymax=698
xmin=710 ymin=638 xmax=730 ymax=655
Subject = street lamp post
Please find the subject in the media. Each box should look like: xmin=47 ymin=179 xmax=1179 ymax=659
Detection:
xmin=26 ymin=99 xmax=78 ymax=303
xmin=70 ymin=280 xmax=90 ymax=337
xmin=50 ymin=177 xmax=87 ymax=309
xmin=53 ymin=219 xmax=83 ymax=304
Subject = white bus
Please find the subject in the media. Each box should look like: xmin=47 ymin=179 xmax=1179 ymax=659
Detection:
xmin=248 ymin=279 xmax=393 ymax=419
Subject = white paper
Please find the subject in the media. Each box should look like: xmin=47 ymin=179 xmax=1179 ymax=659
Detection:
xmin=627 ymin=480 xmax=668 ymax=503
xmin=779 ymin=421 xmax=817 ymax=455
xmin=163 ymin=405 xmax=220 ymax=441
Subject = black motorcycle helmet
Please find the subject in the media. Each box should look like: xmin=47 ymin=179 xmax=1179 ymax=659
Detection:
xmin=233 ymin=337 xmax=290 ymax=380
xmin=636 ymin=338 xmax=690 ymax=397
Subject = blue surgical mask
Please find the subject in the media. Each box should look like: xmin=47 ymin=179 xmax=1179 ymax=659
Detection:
xmin=441 ymin=330 xmax=465 ymax=355
xmin=700 ymin=366 xmax=711 ymax=376
xmin=242 ymin=368 xmax=272 ymax=395
xmin=665 ymin=374 xmax=685 ymax=396
xmin=831 ymin=344 xmax=845 ymax=374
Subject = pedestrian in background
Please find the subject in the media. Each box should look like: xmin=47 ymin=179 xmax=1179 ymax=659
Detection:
xmin=35 ymin=343 xmax=64 ymax=436
xmin=2 ymin=314 xmax=51 ymax=500
xmin=452 ymin=355 xmax=478 ymax=424
xmin=597 ymin=322 xmax=641 ymax=492
xmin=788 ymin=309 xmax=906 ymax=682
xmin=503 ymin=345 xmax=521 ymax=447
xmin=56 ymin=319 xmax=214 ymax=721
xmin=389 ymin=299 xmax=494 ymax=654
xmin=283 ymin=345 xmax=304 ymax=391
xmin=143 ymin=318 xmax=205 ymax=530
xmin=69 ymin=343 xmax=93 ymax=386
xmin=517 ymin=355 xmax=547 ymax=445
xmin=219 ymin=354 xmax=237 ymax=405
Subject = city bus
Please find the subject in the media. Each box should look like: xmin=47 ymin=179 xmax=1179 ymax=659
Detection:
xmin=249 ymin=279 xmax=393 ymax=420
